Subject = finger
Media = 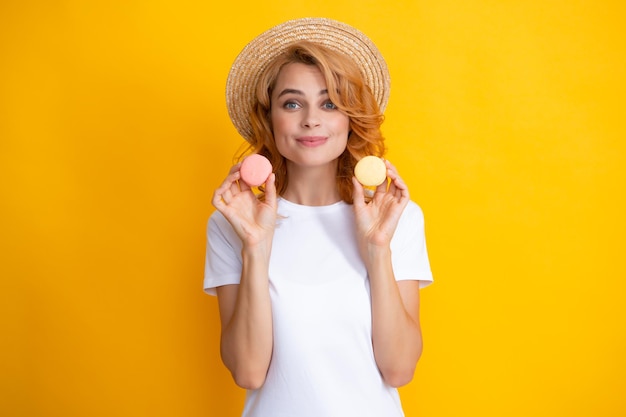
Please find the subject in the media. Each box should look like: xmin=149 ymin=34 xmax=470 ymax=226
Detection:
xmin=384 ymin=160 xmax=410 ymax=200
xmin=238 ymin=180 xmax=252 ymax=193
xmin=392 ymin=171 xmax=410 ymax=200
xmin=215 ymin=178 xmax=240 ymax=205
xmin=237 ymin=173 xmax=253 ymax=193
xmin=393 ymin=177 xmax=409 ymax=200
xmin=387 ymin=180 xmax=398 ymax=198
xmin=217 ymin=168 xmax=242 ymax=192
xmin=212 ymin=163 xmax=244 ymax=210
xmin=212 ymin=189 xmax=224 ymax=209
xmin=212 ymin=184 xmax=231 ymax=210
xmin=388 ymin=175 xmax=409 ymax=202
xmin=351 ymin=176 xmax=366 ymax=209
xmin=386 ymin=169 xmax=400 ymax=195
xmin=215 ymin=165 xmax=242 ymax=197
xmin=230 ymin=180 xmax=241 ymax=195
xmin=373 ymin=176 xmax=389 ymax=197
xmin=384 ymin=159 xmax=398 ymax=175
xmin=213 ymin=177 xmax=233 ymax=203
xmin=385 ymin=160 xmax=405 ymax=185
xmin=264 ymin=173 xmax=278 ymax=209
xmin=228 ymin=163 xmax=242 ymax=174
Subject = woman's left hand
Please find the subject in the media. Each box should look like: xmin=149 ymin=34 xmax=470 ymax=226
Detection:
xmin=352 ymin=160 xmax=410 ymax=260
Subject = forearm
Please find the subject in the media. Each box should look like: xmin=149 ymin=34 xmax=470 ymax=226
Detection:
xmin=368 ymin=247 xmax=423 ymax=387
xmin=220 ymin=246 xmax=274 ymax=389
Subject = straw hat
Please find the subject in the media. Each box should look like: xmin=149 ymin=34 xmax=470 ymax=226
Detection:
xmin=225 ymin=17 xmax=391 ymax=142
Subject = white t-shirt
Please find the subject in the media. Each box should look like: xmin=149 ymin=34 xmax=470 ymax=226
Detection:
xmin=204 ymin=198 xmax=433 ymax=417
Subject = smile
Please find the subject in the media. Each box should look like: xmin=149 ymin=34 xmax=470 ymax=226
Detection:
xmin=296 ymin=136 xmax=328 ymax=147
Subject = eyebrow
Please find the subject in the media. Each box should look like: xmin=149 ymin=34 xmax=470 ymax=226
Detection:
xmin=276 ymin=88 xmax=329 ymax=98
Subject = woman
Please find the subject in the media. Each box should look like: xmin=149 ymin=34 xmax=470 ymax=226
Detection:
xmin=204 ymin=18 xmax=433 ymax=417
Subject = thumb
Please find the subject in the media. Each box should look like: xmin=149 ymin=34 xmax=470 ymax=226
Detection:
xmin=352 ymin=176 xmax=366 ymax=210
xmin=264 ymin=173 xmax=278 ymax=209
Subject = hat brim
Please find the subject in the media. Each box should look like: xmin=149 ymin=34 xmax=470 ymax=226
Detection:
xmin=225 ymin=17 xmax=390 ymax=142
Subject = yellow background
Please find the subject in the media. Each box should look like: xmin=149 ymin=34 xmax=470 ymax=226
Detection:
xmin=1 ymin=1 xmax=625 ymax=416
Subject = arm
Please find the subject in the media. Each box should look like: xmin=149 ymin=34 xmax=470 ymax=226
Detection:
xmin=352 ymin=161 xmax=423 ymax=387
xmin=212 ymin=165 xmax=277 ymax=389
xmin=367 ymin=251 xmax=423 ymax=387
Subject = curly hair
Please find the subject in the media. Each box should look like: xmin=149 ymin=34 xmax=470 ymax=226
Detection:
xmin=239 ymin=41 xmax=386 ymax=203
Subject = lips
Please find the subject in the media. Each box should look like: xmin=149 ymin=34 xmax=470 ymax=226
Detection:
xmin=296 ymin=136 xmax=327 ymax=147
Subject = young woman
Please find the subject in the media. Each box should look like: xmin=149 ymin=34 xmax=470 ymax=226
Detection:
xmin=204 ymin=18 xmax=433 ymax=417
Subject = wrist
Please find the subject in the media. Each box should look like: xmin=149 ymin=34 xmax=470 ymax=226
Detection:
xmin=242 ymin=238 xmax=273 ymax=261
xmin=363 ymin=244 xmax=392 ymax=270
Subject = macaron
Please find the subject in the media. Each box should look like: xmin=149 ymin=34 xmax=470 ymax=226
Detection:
xmin=354 ymin=156 xmax=387 ymax=187
xmin=240 ymin=154 xmax=272 ymax=187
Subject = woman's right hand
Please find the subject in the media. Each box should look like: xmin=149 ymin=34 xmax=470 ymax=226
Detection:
xmin=213 ymin=164 xmax=277 ymax=389
xmin=212 ymin=163 xmax=278 ymax=250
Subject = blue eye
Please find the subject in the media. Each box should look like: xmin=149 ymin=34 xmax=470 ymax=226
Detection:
xmin=323 ymin=101 xmax=337 ymax=110
xmin=284 ymin=101 xmax=300 ymax=110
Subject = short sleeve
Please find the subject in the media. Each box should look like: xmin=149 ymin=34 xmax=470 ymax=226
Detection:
xmin=203 ymin=211 xmax=244 ymax=295
xmin=390 ymin=201 xmax=434 ymax=288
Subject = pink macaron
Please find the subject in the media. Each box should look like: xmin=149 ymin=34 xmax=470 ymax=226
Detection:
xmin=240 ymin=154 xmax=272 ymax=187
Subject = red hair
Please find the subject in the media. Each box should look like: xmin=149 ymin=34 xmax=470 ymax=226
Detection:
xmin=239 ymin=41 xmax=386 ymax=203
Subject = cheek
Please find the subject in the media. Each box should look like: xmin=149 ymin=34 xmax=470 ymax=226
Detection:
xmin=334 ymin=115 xmax=351 ymax=137
xmin=270 ymin=111 xmax=289 ymax=137
xmin=270 ymin=113 xmax=288 ymax=154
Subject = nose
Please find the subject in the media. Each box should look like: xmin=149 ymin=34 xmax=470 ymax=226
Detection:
xmin=301 ymin=108 xmax=321 ymax=128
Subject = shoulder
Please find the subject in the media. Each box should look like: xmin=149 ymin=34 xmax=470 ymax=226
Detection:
xmin=392 ymin=200 xmax=427 ymax=244
xmin=207 ymin=210 xmax=240 ymax=246
xmin=208 ymin=208 xmax=228 ymax=228
xmin=208 ymin=209 xmax=240 ymax=234
xmin=399 ymin=200 xmax=425 ymax=226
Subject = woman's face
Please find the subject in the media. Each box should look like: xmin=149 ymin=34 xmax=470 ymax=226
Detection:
xmin=270 ymin=62 xmax=350 ymax=169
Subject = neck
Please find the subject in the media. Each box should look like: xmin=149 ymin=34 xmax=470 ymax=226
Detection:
xmin=281 ymin=161 xmax=341 ymax=206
